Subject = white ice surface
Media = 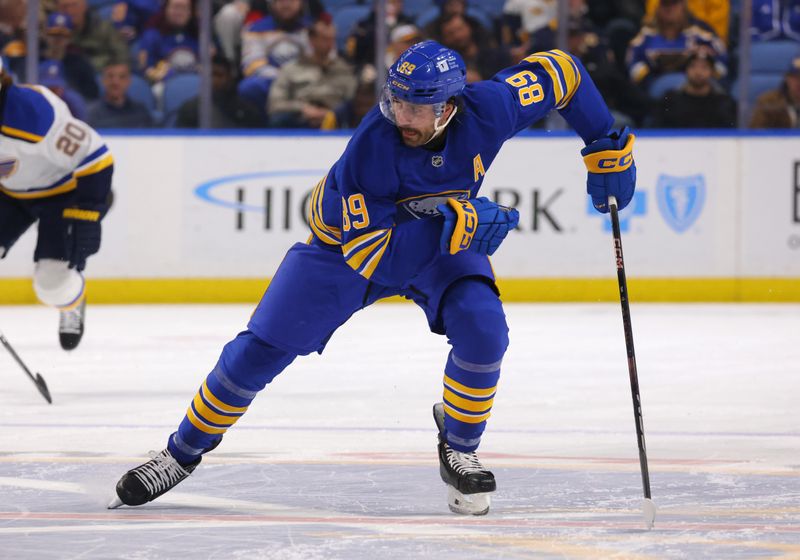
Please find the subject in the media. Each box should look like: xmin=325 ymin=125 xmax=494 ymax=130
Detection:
xmin=0 ymin=303 xmax=798 ymax=559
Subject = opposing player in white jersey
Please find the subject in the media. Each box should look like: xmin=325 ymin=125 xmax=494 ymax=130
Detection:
xmin=0 ymin=59 xmax=114 ymax=350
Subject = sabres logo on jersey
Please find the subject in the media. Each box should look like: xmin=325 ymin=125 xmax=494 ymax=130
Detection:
xmin=0 ymin=156 xmax=19 ymax=179
xmin=397 ymin=190 xmax=469 ymax=220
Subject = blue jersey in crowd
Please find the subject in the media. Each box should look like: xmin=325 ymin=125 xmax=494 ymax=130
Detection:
xmin=138 ymin=28 xmax=199 ymax=76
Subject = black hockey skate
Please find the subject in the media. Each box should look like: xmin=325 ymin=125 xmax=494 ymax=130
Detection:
xmin=109 ymin=437 xmax=222 ymax=508
xmin=109 ymin=449 xmax=199 ymax=508
xmin=59 ymin=298 xmax=85 ymax=350
xmin=433 ymin=402 xmax=496 ymax=515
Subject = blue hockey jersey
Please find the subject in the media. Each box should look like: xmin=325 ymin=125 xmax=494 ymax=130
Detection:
xmin=307 ymin=49 xmax=614 ymax=288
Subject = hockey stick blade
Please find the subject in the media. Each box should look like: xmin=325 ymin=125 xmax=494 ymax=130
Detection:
xmin=33 ymin=372 xmax=53 ymax=404
xmin=643 ymin=498 xmax=657 ymax=530
xmin=0 ymin=332 xmax=54 ymax=404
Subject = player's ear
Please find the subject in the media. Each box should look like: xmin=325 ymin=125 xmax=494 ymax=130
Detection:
xmin=443 ymin=99 xmax=457 ymax=119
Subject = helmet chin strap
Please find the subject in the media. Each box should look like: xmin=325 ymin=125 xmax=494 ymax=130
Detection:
xmin=424 ymin=105 xmax=458 ymax=145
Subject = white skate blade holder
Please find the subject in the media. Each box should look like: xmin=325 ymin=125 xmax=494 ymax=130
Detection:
xmin=107 ymin=496 xmax=123 ymax=510
xmin=642 ymin=498 xmax=657 ymax=529
xmin=447 ymin=486 xmax=491 ymax=516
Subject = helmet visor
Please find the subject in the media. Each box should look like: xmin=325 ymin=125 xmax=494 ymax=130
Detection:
xmin=379 ymin=84 xmax=445 ymax=126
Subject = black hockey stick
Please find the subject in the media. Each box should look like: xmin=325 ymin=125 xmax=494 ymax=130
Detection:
xmin=0 ymin=332 xmax=53 ymax=404
xmin=608 ymin=195 xmax=655 ymax=529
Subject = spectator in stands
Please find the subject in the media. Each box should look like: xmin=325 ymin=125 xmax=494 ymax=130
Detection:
xmin=176 ymin=54 xmax=265 ymax=128
xmin=425 ymin=0 xmax=491 ymax=47
xmin=750 ymin=57 xmax=800 ymax=128
xmin=38 ymin=59 xmax=87 ymax=120
xmin=751 ymin=0 xmax=800 ymax=42
xmin=137 ymin=0 xmax=199 ymax=84
xmin=501 ymin=0 xmax=558 ymax=60
xmin=0 ymin=0 xmax=26 ymax=78
xmin=346 ymin=0 xmax=414 ymax=70
xmin=268 ymin=19 xmax=356 ymax=129
xmin=387 ymin=23 xmax=420 ymax=66
xmin=568 ymin=16 xmax=650 ymax=126
xmin=109 ymin=0 xmax=161 ymax=45
xmin=42 ymin=12 xmax=99 ymax=101
xmin=644 ymin=0 xmax=730 ymax=44
xmin=439 ymin=13 xmax=510 ymax=82
xmin=238 ymin=0 xmax=312 ymax=114
xmin=334 ymin=79 xmax=376 ymax=129
xmin=358 ymin=23 xmax=420 ymax=84
xmin=87 ymin=61 xmax=153 ymax=128
xmin=584 ymin=0 xmax=644 ymax=71
xmin=585 ymin=0 xmax=644 ymax=30
xmin=215 ymin=0 xmax=325 ymax=64
xmin=626 ymin=0 xmax=726 ymax=92
xmin=651 ymin=50 xmax=735 ymax=127
xmin=56 ymin=0 xmax=129 ymax=71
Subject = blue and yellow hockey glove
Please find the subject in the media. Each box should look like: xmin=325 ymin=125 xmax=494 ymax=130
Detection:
xmin=581 ymin=126 xmax=636 ymax=213
xmin=63 ymin=206 xmax=102 ymax=271
xmin=437 ymin=197 xmax=520 ymax=256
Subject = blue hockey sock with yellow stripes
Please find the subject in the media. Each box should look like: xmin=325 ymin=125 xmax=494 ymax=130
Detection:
xmin=168 ymin=367 xmax=254 ymax=465
xmin=442 ymin=351 xmax=501 ymax=452
xmin=438 ymin=278 xmax=508 ymax=453
xmin=167 ymin=330 xmax=297 ymax=466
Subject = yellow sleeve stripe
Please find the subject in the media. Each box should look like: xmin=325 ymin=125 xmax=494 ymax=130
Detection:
xmin=1 ymin=125 xmax=44 ymax=143
xmin=443 ymin=388 xmax=494 ymax=413
xmin=547 ymin=50 xmax=581 ymax=108
xmin=74 ymin=153 xmax=114 ymax=178
xmin=524 ymin=54 xmax=564 ymax=105
xmin=192 ymin=393 xmax=243 ymax=426
xmin=443 ymin=375 xmax=497 ymax=398
xmin=342 ymin=228 xmax=388 ymax=257
xmin=359 ymin=230 xmax=392 ymax=280
xmin=443 ymin=403 xmax=492 ymax=424
xmin=310 ymin=219 xmax=341 ymax=245
xmin=186 ymin=407 xmax=228 ymax=434
xmin=309 ymin=178 xmax=340 ymax=244
xmin=345 ymin=230 xmax=389 ymax=271
xmin=0 ymin=178 xmax=77 ymax=199
xmin=200 ymin=381 xmax=249 ymax=414
xmin=308 ymin=175 xmax=342 ymax=245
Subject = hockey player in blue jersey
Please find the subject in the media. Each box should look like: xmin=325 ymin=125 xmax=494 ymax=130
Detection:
xmin=111 ymin=40 xmax=636 ymax=515
xmin=0 ymin=59 xmax=113 ymax=350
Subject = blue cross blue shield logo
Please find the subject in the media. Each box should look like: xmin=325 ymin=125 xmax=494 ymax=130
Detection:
xmin=656 ymin=174 xmax=705 ymax=233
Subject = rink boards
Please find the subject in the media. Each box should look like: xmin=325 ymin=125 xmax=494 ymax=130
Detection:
xmin=1 ymin=131 xmax=798 ymax=302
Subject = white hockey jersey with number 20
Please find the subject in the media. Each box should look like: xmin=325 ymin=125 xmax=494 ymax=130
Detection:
xmin=0 ymin=83 xmax=113 ymax=200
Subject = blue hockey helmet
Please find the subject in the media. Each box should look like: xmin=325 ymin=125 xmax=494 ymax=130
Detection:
xmin=384 ymin=40 xmax=466 ymax=106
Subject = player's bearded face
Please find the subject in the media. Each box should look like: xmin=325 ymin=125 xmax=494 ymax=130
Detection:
xmin=391 ymin=98 xmax=439 ymax=147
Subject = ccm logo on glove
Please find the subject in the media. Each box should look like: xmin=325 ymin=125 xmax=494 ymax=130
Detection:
xmin=583 ymin=139 xmax=634 ymax=173
xmin=581 ymin=126 xmax=637 ymax=213
xmin=447 ymin=199 xmax=478 ymax=254
xmin=438 ymin=197 xmax=520 ymax=257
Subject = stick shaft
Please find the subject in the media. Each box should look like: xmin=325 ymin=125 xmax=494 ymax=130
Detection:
xmin=608 ymin=196 xmax=651 ymax=500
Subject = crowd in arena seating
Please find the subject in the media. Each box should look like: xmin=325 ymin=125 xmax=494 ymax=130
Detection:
xmin=1 ymin=0 xmax=798 ymax=129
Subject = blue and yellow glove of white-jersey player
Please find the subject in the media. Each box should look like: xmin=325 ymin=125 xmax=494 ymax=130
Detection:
xmin=581 ymin=126 xmax=636 ymax=213
xmin=437 ymin=197 xmax=520 ymax=256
